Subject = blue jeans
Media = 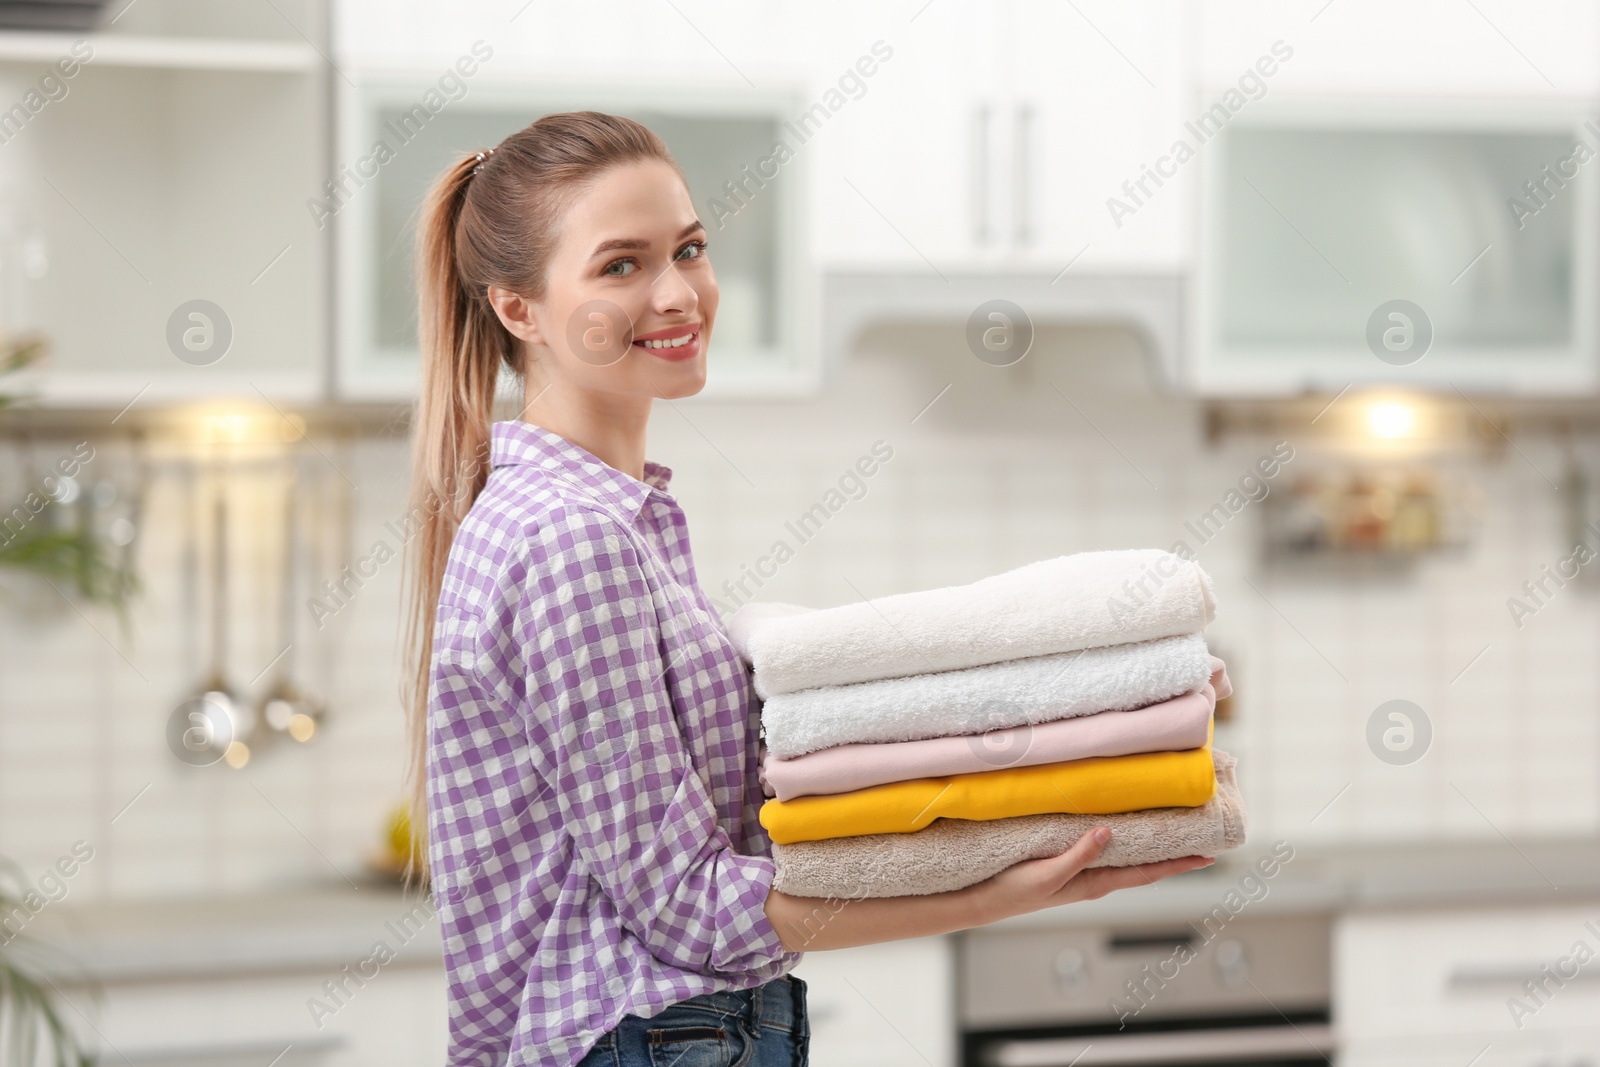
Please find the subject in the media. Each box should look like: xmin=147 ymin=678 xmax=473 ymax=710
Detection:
xmin=575 ymin=973 xmax=809 ymax=1067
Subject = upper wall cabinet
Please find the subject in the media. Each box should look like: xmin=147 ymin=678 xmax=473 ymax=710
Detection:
xmin=803 ymin=0 xmax=999 ymax=272
xmin=1195 ymin=0 xmax=1600 ymax=99
xmin=1190 ymin=97 xmax=1600 ymax=396
xmin=1008 ymin=0 xmax=1187 ymax=272
xmin=2 ymin=0 xmax=328 ymax=408
xmin=809 ymin=0 xmax=1188 ymax=276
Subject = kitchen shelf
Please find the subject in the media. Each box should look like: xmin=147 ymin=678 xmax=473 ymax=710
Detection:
xmin=0 ymin=0 xmax=331 ymax=409
xmin=0 ymin=32 xmax=319 ymax=71
xmin=1201 ymin=394 xmax=1600 ymax=450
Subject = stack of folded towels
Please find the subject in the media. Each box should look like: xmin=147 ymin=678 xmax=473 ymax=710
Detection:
xmin=725 ymin=548 xmax=1246 ymax=899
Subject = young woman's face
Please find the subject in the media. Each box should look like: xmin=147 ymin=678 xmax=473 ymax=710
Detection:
xmin=525 ymin=158 xmax=717 ymax=401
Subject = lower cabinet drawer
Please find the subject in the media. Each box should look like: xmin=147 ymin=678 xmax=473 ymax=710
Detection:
xmin=1336 ymin=902 xmax=1600 ymax=1046
xmin=1339 ymin=1035 xmax=1600 ymax=1067
xmin=50 ymin=963 xmax=448 ymax=1066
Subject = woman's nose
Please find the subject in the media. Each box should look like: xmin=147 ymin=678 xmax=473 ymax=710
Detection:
xmin=648 ymin=260 xmax=699 ymax=316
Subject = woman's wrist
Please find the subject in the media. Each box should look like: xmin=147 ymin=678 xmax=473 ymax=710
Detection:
xmin=954 ymin=880 xmax=1003 ymax=931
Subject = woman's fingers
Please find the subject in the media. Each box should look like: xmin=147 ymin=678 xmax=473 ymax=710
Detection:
xmin=1055 ymin=854 xmax=1214 ymax=904
xmin=1037 ymin=826 xmax=1112 ymax=890
xmin=977 ymin=826 xmax=1113 ymax=909
xmin=970 ymin=840 xmax=1217 ymax=925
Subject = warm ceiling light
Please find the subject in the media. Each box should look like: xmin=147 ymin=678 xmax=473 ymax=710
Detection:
xmin=178 ymin=402 xmax=286 ymax=446
xmin=205 ymin=412 xmax=249 ymax=443
xmin=223 ymin=741 xmax=251 ymax=769
xmin=1366 ymin=401 xmax=1416 ymax=439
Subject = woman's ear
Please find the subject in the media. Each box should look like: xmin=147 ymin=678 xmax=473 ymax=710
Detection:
xmin=486 ymin=285 xmax=547 ymax=346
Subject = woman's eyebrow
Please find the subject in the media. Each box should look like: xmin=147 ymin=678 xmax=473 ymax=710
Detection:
xmin=588 ymin=220 xmax=705 ymax=260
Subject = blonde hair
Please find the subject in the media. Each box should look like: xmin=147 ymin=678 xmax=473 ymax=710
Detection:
xmin=402 ymin=112 xmax=682 ymax=859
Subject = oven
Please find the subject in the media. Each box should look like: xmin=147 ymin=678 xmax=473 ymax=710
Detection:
xmin=958 ymin=912 xmax=1333 ymax=1066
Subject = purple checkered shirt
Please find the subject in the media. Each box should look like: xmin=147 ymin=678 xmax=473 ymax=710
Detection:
xmin=426 ymin=420 xmax=802 ymax=1065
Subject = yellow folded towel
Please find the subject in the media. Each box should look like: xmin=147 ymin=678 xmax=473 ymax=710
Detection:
xmin=759 ymin=723 xmax=1216 ymax=845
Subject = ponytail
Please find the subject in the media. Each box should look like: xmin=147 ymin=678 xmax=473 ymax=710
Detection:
xmin=402 ymin=154 xmax=499 ymax=855
xmin=400 ymin=112 xmax=681 ymax=869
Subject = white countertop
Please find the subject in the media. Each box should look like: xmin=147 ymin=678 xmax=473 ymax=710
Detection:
xmin=27 ymin=876 xmax=442 ymax=983
xmin=983 ymin=835 xmax=1600 ymax=931
xmin=22 ymin=837 xmax=1600 ymax=980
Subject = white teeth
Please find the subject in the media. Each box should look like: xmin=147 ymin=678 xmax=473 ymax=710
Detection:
xmin=639 ymin=332 xmax=693 ymax=349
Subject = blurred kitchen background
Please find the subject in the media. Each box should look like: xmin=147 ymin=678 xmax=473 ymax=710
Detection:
xmin=3 ymin=0 xmax=1600 ymax=1063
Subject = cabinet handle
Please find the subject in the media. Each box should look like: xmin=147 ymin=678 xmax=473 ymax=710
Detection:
xmin=971 ymin=103 xmax=992 ymax=246
xmin=1449 ymin=964 xmax=1600 ymax=990
xmin=1013 ymin=103 xmax=1034 ymax=247
xmin=985 ymin=1023 xmax=1335 ymax=1066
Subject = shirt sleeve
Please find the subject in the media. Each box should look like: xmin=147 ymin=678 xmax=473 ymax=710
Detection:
xmin=513 ymin=507 xmax=799 ymax=977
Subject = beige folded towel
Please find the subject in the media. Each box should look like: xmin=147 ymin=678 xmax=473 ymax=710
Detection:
xmin=770 ymin=750 xmax=1246 ymax=899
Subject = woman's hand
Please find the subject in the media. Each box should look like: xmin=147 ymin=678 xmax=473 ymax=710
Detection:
xmin=966 ymin=827 xmax=1214 ymax=926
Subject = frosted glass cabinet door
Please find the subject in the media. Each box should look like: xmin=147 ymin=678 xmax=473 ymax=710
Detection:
xmin=1192 ymin=106 xmax=1600 ymax=395
xmin=335 ymin=82 xmax=814 ymax=400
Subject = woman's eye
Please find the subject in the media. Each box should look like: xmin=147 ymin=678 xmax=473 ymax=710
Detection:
xmin=677 ymin=240 xmax=708 ymax=261
xmin=603 ymin=258 xmax=637 ymax=277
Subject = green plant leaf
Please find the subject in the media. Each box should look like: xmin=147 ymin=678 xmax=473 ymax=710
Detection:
xmin=0 ymin=859 xmax=97 ymax=1067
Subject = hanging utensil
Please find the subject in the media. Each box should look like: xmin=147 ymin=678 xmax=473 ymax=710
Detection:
xmin=176 ymin=459 xmax=251 ymax=767
xmin=256 ymin=458 xmax=325 ymax=744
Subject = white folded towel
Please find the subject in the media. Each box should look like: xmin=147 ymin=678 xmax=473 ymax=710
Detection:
xmin=727 ymin=548 xmax=1216 ymax=697
xmin=760 ymin=632 xmax=1214 ymax=760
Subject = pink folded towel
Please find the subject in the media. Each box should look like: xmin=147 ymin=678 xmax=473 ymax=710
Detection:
xmin=758 ymin=661 xmax=1229 ymax=801
xmin=1211 ymin=657 xmax=1233 ymax=700
xmin=770 ymin=749 xmax=1247 ymax=899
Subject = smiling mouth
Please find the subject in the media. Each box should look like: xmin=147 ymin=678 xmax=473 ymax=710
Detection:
xmin=635 ymin=331 xmax=697 ymax=350
xmin=630 ymin=325 xmax=702 ymax=360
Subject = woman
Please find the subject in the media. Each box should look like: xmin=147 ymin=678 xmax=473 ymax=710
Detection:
xmin=402 ymin=111 xmax=1212 ymax=1067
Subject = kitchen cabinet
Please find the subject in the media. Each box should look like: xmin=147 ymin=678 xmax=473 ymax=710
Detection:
xmin=814 ymin=0 xmax=1188 ymax=275
xmin=1336 ymin=903 xmax=1600 ymax=1067
xmin=1 ymin=0 xmax=329 ymax=408
xmin=35 ymin=889 xmax=449 ymax=1066
xmin=1195 ymin=0 xmax=1600 ymax=99
xmin=809 ymin=0 xmax=996 ymax=272
xmin=56 ymin=964 xmax=447 ymax=1066
xmin=1189 ymin=97 xmax=1600 ymax=395
xmin=1007 ymin=0 xmax=1188 ymax=271
xmin=790 ymin=934 xmax=956 ymax=1067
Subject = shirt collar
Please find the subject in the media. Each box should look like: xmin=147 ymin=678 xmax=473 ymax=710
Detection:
xmin=489 ymin=420 xmax=672 ymax=520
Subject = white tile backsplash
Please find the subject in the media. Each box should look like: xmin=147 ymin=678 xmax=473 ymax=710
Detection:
xmin=2 ymin=322 xmax=1598 ymax=899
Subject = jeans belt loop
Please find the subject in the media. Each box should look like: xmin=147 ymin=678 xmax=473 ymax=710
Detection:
xmin=749 ymin=979 xmax=764 ymax=1038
